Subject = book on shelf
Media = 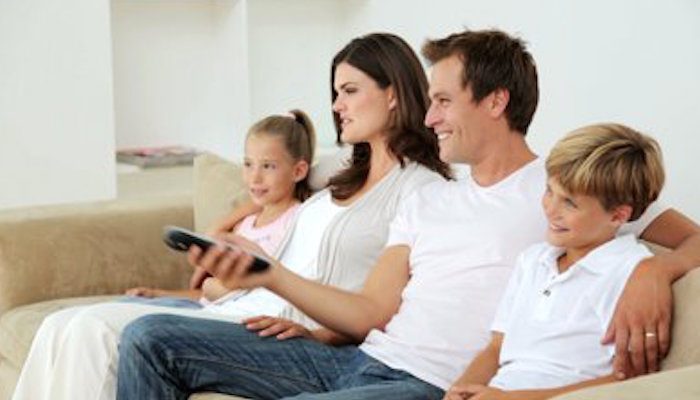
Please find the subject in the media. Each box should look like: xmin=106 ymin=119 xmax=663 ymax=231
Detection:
xmin=116 ymin=145 xmax=200 ymax=168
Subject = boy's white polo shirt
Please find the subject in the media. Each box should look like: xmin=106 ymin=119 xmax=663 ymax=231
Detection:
xmin=490 ymin=234 xmax=652 ymax=390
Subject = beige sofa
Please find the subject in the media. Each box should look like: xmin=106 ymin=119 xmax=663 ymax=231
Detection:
xmin=1 ymin=155 xmax=699 ymax=399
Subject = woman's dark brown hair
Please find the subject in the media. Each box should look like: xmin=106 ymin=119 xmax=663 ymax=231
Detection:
xmin=329 ymin=33 xmax=452 ymax=200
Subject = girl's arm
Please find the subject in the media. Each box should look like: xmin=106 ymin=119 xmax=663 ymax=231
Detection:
xmin=125 ymin=287 xmax=202 ymax=300
xmin=189 ymin=201 xmax=261 ymax=289
xmin=207 ymin=200 xmax=261 ymax=235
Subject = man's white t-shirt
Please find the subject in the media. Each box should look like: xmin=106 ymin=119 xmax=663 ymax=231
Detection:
xmin=359 ymin=159 xmax=665 ymax=390
xmin=489 ymin=234 xmax=652 ymax=390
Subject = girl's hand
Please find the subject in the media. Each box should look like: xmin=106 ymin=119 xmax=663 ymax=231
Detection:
xmin=243 ymin=316 xmax=313 ymax=340
xmin=125 ymin=287 xmax=159 ymax=298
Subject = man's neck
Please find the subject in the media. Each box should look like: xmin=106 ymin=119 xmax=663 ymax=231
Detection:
xmin=470 ymin=132 xmax=536 ymax=187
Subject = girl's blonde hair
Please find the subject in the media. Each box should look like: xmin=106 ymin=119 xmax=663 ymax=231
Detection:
xmin=247 ymin=109 xmax=316 ymax=201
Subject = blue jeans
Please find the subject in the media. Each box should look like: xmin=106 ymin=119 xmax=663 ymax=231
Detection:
xmin=117 ymin=314 xmax=444 ymax=400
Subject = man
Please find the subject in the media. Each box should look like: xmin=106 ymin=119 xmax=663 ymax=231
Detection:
xmin=116 ymin=29 xmax=700 ymax=399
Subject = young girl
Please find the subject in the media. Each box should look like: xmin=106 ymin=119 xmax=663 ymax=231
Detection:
xmin=125 ymin=109 xmax=316 ymax=304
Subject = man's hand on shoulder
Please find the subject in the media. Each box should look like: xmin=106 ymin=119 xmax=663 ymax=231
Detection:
xmin=603 ymin=256 xmax=674 ymax=378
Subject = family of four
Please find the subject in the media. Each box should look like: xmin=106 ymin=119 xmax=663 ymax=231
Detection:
xmin=13 ymin=28 xmax=700 ymax=400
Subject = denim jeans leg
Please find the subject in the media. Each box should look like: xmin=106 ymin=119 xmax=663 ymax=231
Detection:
xmin=283 ymin=351 xmax=445 ymax=400
xmin=116 ymin=314 xmax=359 ymax=400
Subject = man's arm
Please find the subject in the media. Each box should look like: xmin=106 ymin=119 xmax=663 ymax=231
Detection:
xmin=606 ymin=208 xmax=700 ymax=377
xmin=189 ymin=201 xmax=262 ymax=289
xmin=192 ymin=241 xmax=411 ymax=342
xmin=269 ymin=245 xmax=411 ymax=341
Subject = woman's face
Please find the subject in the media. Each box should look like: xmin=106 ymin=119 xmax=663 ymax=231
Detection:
xmin=332 ymin=62 xmax=395 ymax=145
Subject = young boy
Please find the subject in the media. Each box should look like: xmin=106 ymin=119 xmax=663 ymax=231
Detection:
xmin=445 ymin=123 xmax=665 ymax=400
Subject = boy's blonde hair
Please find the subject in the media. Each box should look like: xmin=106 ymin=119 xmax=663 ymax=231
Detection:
xmin=546 ymin=123 xmax=664 ymax=221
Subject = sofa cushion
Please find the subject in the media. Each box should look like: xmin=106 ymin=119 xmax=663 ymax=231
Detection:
xmin=552 ymin=364 xmax=700 ymax=399
xmin=662 ymin=267 xmax=700 ymax=369
xmin=0 ymin=295 xmax=118 ymax=370
xmin=193 ymin=153 xmax=248 ymax=233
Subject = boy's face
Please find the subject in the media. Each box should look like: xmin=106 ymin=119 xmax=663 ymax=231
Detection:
xmin=542 ymin=177 xmax=630 ymax=254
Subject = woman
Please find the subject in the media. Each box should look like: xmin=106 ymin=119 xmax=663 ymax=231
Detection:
xmin=12 ymin=32 xmax=451 ymax=400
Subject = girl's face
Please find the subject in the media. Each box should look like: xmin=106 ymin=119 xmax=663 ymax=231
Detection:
xmin=243 ymin=134 xmax=308 ymax=208
xmin=332 ymin=62 xmax=396 ymax=144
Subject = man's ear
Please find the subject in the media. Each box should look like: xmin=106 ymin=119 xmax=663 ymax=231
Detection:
xmin=488 ymin=88 xmax=510 ymax=118
xmin=293 ymin=160 xmax=310 ymax=183
xmin=610 ymin=204 xmax=633 ymax=227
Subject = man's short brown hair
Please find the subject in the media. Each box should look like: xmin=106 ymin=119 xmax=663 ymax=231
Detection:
xmin=546 ymin=123 xmax=665 ymax=221
xmin=422 ymin=29 xmax=539 ymax=135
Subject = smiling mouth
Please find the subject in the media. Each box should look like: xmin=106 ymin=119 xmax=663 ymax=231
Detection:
xmin=549 ymin=223 xmax=569 ymax=233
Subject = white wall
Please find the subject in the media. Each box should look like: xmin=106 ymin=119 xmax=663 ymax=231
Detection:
xmin=0 ymin=0 xmax=116 ymax=210
xmin=2 ymin=0 xmax=698 ymax=220
xmin=247 ymin=0 xmax=358 ymax=150
xmin=342 ymin=0 xmax=700 ymax=220
xmin=111 ymin=0 xmax=248 ymax=159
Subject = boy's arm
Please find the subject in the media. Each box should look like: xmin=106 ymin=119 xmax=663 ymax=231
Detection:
xmin=605 ymin=208 xmax=700 ymax=377
xmin=448 ymin=332 xmax=504 ymax=390
xmin=457 ymin=374 xmax=617 ymax=400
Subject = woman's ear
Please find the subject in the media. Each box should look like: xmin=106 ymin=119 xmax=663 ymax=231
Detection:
xmin=293 ymin=160 xmax=310 ymax=183
xmin=387 ymin=86 xmax=397 ymax=110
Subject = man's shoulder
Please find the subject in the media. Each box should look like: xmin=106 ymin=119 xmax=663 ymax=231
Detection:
xmin=411 ymin=178 xmax=454 ymax=200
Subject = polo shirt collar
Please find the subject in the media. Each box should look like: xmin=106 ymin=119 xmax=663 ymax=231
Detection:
xmin=538 ymin=234 xmax=638 ymax=276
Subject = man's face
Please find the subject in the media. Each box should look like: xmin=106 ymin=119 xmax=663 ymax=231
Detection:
xmin=425 ymin=55 xmax=491 ymax=164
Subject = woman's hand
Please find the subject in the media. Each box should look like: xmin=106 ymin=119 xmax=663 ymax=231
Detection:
xmin=243 ymin=316 xmax=313 ymax=340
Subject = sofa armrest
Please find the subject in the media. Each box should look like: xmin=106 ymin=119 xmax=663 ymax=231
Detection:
xmin=0 ymin=195 xmax=194 ymax=315
xmin=551 ymin=364 xmax=700 ymax=399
